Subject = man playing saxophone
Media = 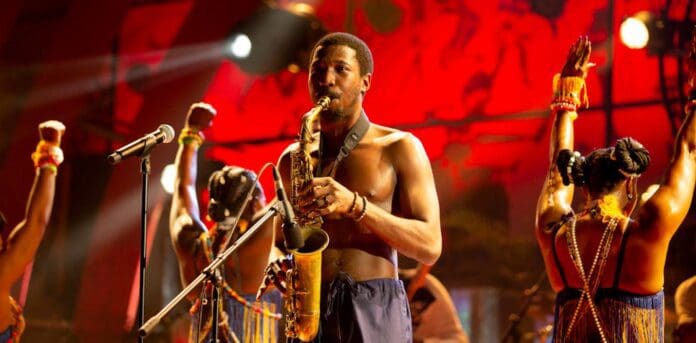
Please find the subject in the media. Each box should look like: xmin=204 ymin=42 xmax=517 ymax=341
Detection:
xmin=259 ymin=32 xmax=442 ymax=342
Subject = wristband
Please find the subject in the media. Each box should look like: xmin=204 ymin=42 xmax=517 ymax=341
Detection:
xmin=178 ymin=127 xmax=205 ymax=147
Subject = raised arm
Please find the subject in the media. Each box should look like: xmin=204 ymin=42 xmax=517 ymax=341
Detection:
xmin=535 ymin=36 xmax=591 ymax=235
xmin=0 ymin=121 xmax=64 ymax=286
xmin=169 ymin=102 xmax=215 ymax=286
xmin=634 ymin=30 xmax=696 ymax=240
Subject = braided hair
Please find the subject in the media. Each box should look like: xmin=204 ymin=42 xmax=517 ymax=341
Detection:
xmin=556 ymin=137 xmax=651 ymax=197
xmin=207 ymin=166 xmax=263 ymax=223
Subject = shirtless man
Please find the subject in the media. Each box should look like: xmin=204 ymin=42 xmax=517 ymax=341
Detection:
xmin=260 ymin=32 xmax=442 ymax=342
xmin=0 ymin=120 xmax=65 ymax=342
xmin=169 ymin=103 xmax=281 ymax=342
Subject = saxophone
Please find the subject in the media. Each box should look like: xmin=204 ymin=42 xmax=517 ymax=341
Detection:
xmin=285 ymin=96 xmax=331 ymax=342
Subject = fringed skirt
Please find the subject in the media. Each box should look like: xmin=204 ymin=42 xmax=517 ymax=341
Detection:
xmin=190 ymin=290 xmax=282 ymax=343
xmin=553 ymin=288 xmax=664 ymax=343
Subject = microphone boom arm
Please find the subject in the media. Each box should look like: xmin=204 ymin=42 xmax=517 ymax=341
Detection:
xmin=139 ymin=205 xmax=280 ymax=337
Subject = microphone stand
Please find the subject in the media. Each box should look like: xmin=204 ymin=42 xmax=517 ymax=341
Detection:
xmin=138 ymin=154 xmax=151 ymax=343
xmin=138 ymin=205 xmax=280 ymax=339
xmin=501 ymin=271 xmax=547 ymax=343
xmin=134 ymin=134 xmax=162 ymax=343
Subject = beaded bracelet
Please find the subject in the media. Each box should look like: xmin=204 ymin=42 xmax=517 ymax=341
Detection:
xmin=348 ymin=191 xmax=359 ymax=216
xmin=178 ymin=127 xmax=205 ymax=147
xmin=550 ymin=102 xmax=579 ymax=120
xmin=552 ymin=95 xmax=580 ymax=106
xmin=354 ymin=195 xmax=367 ymax=222
xmin=36 ymin=155 xmax=60 ymax=174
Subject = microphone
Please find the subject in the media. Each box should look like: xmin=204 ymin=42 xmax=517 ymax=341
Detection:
xmin=107 ymin=124 xmax=175 ymax=165
xmin=272 ymin=165 xmax=304 ymax=250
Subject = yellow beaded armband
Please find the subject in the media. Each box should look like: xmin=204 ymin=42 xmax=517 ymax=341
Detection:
xmin=551 ymin=73 xmax=589 ymax=118
xmin=178 ymin=127 xmax=205 ymax=147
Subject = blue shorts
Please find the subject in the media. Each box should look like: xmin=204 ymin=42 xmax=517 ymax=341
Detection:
xmin=0 ymin=325 xmax=15 ymax=343
xmin=296 ymin=272 xmax=412 ymax=342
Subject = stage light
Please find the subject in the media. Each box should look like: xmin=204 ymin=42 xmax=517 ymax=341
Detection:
xmin=620 ymin=16 xmax=650 ymax=49
xmin=228 ymin=33 xmax=252 ymax=59
xmin=619 ymin=11 xmax=690 ymax=55
xmin=161 ymin=163 xmax=176 ymax=194
xmin=224 ymin=2 xmax=326 ymax=74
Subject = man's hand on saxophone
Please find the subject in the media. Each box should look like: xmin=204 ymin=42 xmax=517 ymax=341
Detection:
xmin=296 ymin=177 xmax=364 ymax=220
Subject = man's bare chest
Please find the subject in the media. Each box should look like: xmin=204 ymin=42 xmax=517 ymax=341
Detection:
xmin=315 ymin=148 xmax=396 ymax=204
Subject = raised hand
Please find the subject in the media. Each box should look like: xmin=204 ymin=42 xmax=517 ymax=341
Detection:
xmin=561 ymin=36 xmax=593 ymax=79
xmin=38 ymin=120 xmax=65 ymax=146
xmin=185 ymin=102 xmax=216 ymax=131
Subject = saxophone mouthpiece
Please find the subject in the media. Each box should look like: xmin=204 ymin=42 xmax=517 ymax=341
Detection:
xmin=317 ymin=96 xmax=330 ymax=109
xmin=306 ymin=96 xmax=331 ymax=122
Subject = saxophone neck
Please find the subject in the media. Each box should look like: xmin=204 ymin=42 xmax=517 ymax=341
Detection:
xmin=300 ymin=96 xmax=331 ymax=146
xmin=314 ymin=96 xmax=331 ymax=113
xmin=306 ymin=97 xmax=330 ymax=122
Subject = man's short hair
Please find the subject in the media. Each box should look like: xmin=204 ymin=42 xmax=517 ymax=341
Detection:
xmin=313 ymin=32 xmax=373 ymax=76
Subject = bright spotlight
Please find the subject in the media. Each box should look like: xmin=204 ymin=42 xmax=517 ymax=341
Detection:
xmin=620 ymin=17 xmax=650 ymax=49
xmin=161 ymin=163 xmax=176 ymax=195
xmin=223 ymin=3 xmax=326 ymax=74
xmin=229 ymin=34 xmax=252 ymax=59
